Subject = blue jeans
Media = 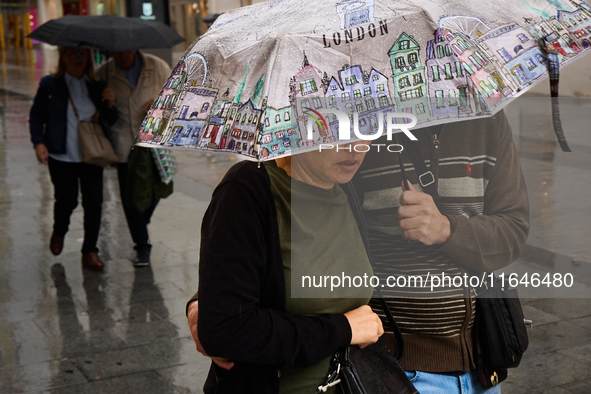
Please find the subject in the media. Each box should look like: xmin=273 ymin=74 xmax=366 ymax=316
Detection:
xmin=405 ymin=371 xmax=501 ymax=394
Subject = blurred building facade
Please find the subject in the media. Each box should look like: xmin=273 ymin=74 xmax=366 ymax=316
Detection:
xmin=169 ymin=0 xmax=209 ymax=53
xmin=1 ymin=0 xmax=266 ymax=57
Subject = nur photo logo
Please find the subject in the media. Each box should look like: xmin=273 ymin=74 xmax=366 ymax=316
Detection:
xmin=303 ymin=107 xmax=418 ymax=152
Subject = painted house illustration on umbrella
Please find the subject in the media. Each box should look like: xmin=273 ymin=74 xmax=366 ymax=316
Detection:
xmin=224 ymin=100 xmax=262 ymax=155
xmin=258 ymin=105 xmax=298 ymax=158
xmin=477 ymin=24 xmax=547 ymax=90
xmin=196 ymin=90 xmax=234 ymax=149
xmin=557 ymin=2 xmax=591 ymax=49
xmin=290 ymin=54 xmax=331 ymax=146
xmin=425 ymin=30 xmax=474 ymax=119
xmin=196 ymin=69 xmax=265 ymax=155
xmin=325 ymin=64 xmax=395 ymax=136
xmin=443 ymin=30 xmax=511 ymax=113
xmin=336 ymin=0 xmax=375 ymax=29
xmin=138 ymin=50 xmax=269 ymax=157
xmin=218 ymin=102 xmax=243 ymax=150
xmin=163 ymin=85 xmax=218 ymax=146
xmin=527 ymin=14 xmax=582 ymax=57
xmin=139 ymin=61 xmax=187 ymax=142
xmin=389 ymin=32 xmax=431 ymax=123
xmin=220 ymin=72 xmax=266 ymax=155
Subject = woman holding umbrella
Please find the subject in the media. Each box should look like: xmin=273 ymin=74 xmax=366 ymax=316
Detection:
xmin=29 ymin=46 xmax=118 ymax=272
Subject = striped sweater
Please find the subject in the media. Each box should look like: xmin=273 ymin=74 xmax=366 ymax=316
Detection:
xmin=349 ymin=112 xmax=529 ymax=372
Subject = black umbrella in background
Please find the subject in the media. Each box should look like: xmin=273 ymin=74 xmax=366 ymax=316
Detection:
xmin=28 ymin=15 xmax=185 ymax=51
xmin=29 ymin=15 xmax=185 ymax=83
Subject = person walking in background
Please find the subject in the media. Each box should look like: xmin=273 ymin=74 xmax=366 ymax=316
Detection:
xmin=29 ymin=46 xmax=118 ymax=272
xmin=97 ymin=50 xmax=172 ymax=267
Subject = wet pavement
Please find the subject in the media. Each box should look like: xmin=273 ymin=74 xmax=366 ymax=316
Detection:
xmin=1 ymin=47 xmax=590 ymax=393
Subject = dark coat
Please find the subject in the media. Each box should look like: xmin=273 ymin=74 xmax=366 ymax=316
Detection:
xmin=197 ymin=161 xmax=352 ymax=394
xmin=123 ymin=147 xmax=173 ymax=213
xmin=29 ymin=74 xmax=118 ymax=153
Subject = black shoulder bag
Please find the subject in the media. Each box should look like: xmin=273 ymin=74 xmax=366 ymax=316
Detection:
xmin=472 ymin=275 xmax=531 ymax=388
xmin=317 ymin=294 xmax=418 ymax=394
xmin=399 ymin=132 xmax=531 ymax=390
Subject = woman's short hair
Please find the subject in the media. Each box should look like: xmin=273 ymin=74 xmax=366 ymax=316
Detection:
xmin=55 ymin=47 xmax=96 ymax=81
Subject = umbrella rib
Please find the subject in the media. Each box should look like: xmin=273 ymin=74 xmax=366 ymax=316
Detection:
xmin=448 ymin=19 xmax=460 ymax=33
xmin=254 ymin=37 xmax=283 ymax=161
xmin=52 ymin=23 xmax=74 ymax=47
xmin=154 ymin=22 xmax=184 ymax=47
xmin=145 ymin=23 xmax=171 ymax=48
xmin=110 ymin=17 xmax=116 ymax=51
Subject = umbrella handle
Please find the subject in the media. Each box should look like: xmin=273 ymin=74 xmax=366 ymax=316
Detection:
xmin=399 ymin=152 xmax=409 ymax=191
xmin=393 ymin=133 xmax=409 ymax=191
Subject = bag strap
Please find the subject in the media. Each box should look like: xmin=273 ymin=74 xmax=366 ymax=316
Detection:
xmin=391 ymin=129 xmax=446 ymax=359
xmin=69 ymin=93 xmax=100 ymax=123
xmin=68 ymin=95 xmax=80 ymax=120
xmin=396 ymin=129 xmax=444 ymax=212
xmin=375 ymin=288 xmax=405 ymax=360
xmin=343 ymin=181 xmax=405 ymax=361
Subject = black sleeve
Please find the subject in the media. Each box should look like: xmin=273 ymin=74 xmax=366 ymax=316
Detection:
xmin=97 ymin=79 xmax=118 ymax=126
xmin=29 ymin=77 xmax=50 ymax=147
xmin=101 ymin=103 xmax=118 ymax=126
xmin=197 ymin=164 xmax=352 ymax=368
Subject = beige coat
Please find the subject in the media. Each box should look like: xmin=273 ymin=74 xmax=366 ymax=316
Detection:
xmin=97 ymin=52 xmax=171 ymax=162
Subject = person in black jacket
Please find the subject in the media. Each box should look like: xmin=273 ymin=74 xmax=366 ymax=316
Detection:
xmin=187 ymin=143 xmax=385 ymax=394
xmin=29 ymin=47 xmax=118 ymax=272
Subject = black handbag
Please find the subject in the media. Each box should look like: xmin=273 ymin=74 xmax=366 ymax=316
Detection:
xmin=472 ymin=275 xmax=531 ymax=389
xmin=399 ymin=130 xmax=532 ymax=390
xmin=317 ymin=297 xmax=418 ymax=394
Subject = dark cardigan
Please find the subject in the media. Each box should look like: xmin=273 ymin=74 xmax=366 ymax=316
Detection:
xmin=196 ymin=161 xmax=352 ymax=394
xmin=29 ymin=74 xmax=118 ymax=153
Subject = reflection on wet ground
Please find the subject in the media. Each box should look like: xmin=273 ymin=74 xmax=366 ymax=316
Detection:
xmin=0 ymin=133 xmax=214 ymax=393
xmin=0 ymin=48 xmax=590 ymax=393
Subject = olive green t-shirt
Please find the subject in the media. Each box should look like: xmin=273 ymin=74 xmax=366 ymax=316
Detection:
xmin=264 ymin=162 xmax=374 ymax=394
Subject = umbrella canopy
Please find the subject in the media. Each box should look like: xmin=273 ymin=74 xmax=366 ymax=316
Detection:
xmin=135 ymin=0 xmax=591 ymax=160
xmin=28 ymin=15 xmax=185 ymax=51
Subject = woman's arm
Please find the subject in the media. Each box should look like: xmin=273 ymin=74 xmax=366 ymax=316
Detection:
xmin=197 ymin=165 xmax=352 ymax=368
xmin=29 ymin=77 xmax=50 ymax=147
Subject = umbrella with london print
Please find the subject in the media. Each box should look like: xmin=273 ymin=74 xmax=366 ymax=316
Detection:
xmin=135 ymin=0 xmax=591 ymax=160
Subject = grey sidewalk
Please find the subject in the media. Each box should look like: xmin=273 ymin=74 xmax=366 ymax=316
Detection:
xmin=1 ymin=47 xmax=591 ymax=393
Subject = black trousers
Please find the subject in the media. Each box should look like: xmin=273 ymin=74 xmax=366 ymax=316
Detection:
xmin=48 ymin=157 xmax=103 ymax=254
xmin=116 ymin=163 xmax=159 ymax=253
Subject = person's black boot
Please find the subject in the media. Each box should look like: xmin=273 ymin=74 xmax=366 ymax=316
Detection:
xmin=132 ymin=244 xmax=151 ymax=267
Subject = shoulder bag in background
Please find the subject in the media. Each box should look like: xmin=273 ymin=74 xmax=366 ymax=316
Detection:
xmin=151 ymin=147 xmax=178 ymax=184
xmin=69 ymin=96 xmax=117 ymax=167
